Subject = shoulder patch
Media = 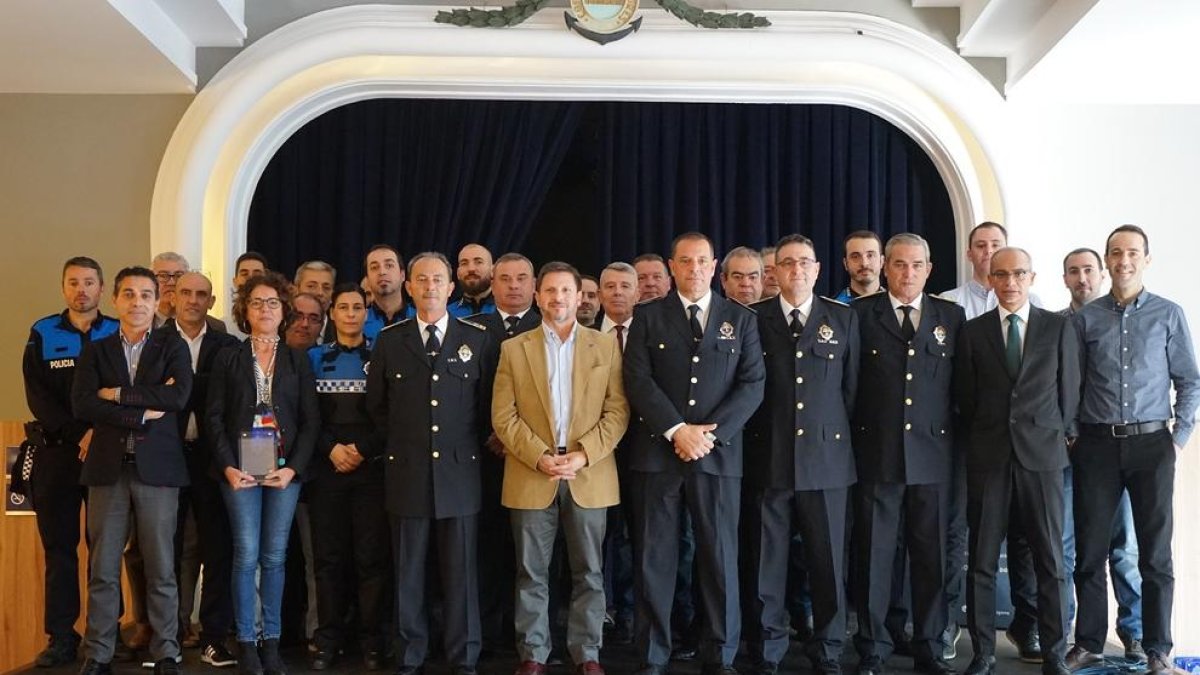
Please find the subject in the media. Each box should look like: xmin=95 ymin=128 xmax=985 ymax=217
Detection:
xmin=819 ymin=295 xmax=850 ymax=308
xmin=456 ymin=317 xmax=487 ymax=331
xmin=927 ymin=293 xmax=957 ymax=304
xmin=381 ymin=318 xmax=413 ymax=332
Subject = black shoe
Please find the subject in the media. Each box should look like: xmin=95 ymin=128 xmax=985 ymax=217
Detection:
xmin=634 ymin=665 xmax=667 ymax=675
xmin=1006 ymin=628 xmax=1043 ymax=664
xmin=394 ymin=667 xmax=425 ymax=675
xmin=700 ymin=665 xmax=738 ymax=675
xmin=260 ymin=638 xmax=286 ymax=675
xmin=79 ymin=659 xmax=113 ymax=675
xmin=755 ymin=662 xmax=778 ymax=675
xmin=237 ymin=642 xmax=263 ymax=675
xmin=453 ymin=668 xmax=478 ymax=675
xmin=892 ymin=637 xmax=914 ymax=658
xmin=963 ymin=655 xmax=995 ymax=675
xmin=1064 ymin=646 xmax=1103 ymax=671
xmin=201 ymin=643 xmax=238 ymax=668
xmin=1117 ymin=631 xmax=1147 ymax=663
xmin=913 ymin=657 xmax=955 ymax=675
xmin=856 ymin=657 xmax=886 ymax=675
xmin=1041 ymin=660 xmax=1070 ymax=675
xmin=810 ymin=656 xmax=841 ymax=675
xmin=37 ymin=635 xmax=81 ymax=668
xmin=791 ymin=616 xmax=815 ymax=643
xmin=671 ymin=646 xmax=697 ymax=662
xmin=310 ymin=649 xmax=337 ymax=670
xmin=363 ymin=649 xmax=385 ymax=671
xmin=154 ymin=657 xmax=182 ymax=675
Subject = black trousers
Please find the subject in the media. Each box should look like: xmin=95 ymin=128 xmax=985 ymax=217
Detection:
xmin=391 ymin=513 xmax=480 ymax=668
xmin=853 ymin=481 xmax=948 ymax=663
xmin=965 ymin=460 xmax=1067 ymax=662
xmin=478 ymin=454 xmax=516 ymax=651
xmin=627 ymin=470 xmax=741 ymax=667
xmin=745 ymin=486 xmax=849 ymax=664
xmin=184 ymin=470 xmax=235 ymax=649
xmin=31 ymin=446 xmax=87 ymax=640
xmin=1073 ymin=429 xmax=1174 ymax=655
xmin=310 ymin=468 xmax=391 ymax=651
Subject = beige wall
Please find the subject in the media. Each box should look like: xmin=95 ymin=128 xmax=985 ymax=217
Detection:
xmin=0 ymin=94 xmax=193 ymax=420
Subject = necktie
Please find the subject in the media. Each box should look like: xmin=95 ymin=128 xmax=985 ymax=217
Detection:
xmin=425 ymin=324 xmax=441 ymax=363
xmin=504 ymin=314 xmax=520 ymax=337
xmin=688 ymin=304 xmax=703 ymax=344
xmin=790 ymin=308 xmax=804 ymax=339
xmin=899 ymin=305 xmax=915 ymax=343
xmin=1006 ymin=314 xmax=1022 ymax=378
xmin=613 ymin=324 xmax=626 ymax=352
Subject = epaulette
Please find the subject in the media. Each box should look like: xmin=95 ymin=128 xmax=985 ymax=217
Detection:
xmin=380 ymin=318 xmax=414 ymax=332
xmin=819 ymin=295 xmax=850 ymax=307
xmin=635 ymin=297 xmax=660 ymax=306
xmin=456 ymin=317 xmax=487 ymax=331
xmin=927 ymin=293 xmax=957 ymax=304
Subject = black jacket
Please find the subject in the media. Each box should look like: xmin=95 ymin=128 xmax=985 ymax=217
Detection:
xmin=162 ymin=321 xmax=241 ymax=479
xmin=622 ymin=293 xmax=765 ymax=477
xmin=204 ymin=340 xmax=320 ymax=480
xmin=747 ymin=296 xmax=860 ymax=491
xmin=72 ymin=328 xmax=194 ymax=487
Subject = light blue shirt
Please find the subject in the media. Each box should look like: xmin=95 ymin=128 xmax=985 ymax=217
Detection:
xmin=1075 ymin=290 xmax=1200 ymax=447
xmin=543 ymin=322 xmax=578 ymax=449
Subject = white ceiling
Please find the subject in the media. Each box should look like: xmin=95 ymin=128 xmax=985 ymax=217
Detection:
xmin=1 ymin=0 xmax=1198 ymax=103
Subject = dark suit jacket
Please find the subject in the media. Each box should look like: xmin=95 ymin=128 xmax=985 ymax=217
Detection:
xmin=161 ymin=321 xmax=240 ymax=479
xmin=622 ymin=293 xmax=765 ymax=477
xmin=954 ymin=306 xmax=1081 ymax=473
xmin=851 ymin=292 xmax=965 ymax=485
xmin=204 ymin=340 xmax=320 ymax=480
xmin=747 ymin=296 xmax=861 ymax=491
xmin=366 ymin=317 xmax=498 ymax=518
xmin=72 ymin=328 xmax=194 ymax=487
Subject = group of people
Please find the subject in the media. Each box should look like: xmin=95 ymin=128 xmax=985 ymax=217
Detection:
xmin=20 ymin=222 xmax=1197 ymax=675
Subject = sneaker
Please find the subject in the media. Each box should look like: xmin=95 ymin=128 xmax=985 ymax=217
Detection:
xmin=153 ymin=657 xmax=181 ymax=675
xmin=940 ymin=623 xmax=962 ymax=661
xmin=202 ymin=643 xmax=239 ymax=668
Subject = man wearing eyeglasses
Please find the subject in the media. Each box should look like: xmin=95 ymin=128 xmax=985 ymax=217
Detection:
xmin=152 ymin=252 xmax=227 ymax=334
xmin=954 ymin=248 xmax=1079 ymax=675
xmin=850 ymin=233 xmax=964 ymax=675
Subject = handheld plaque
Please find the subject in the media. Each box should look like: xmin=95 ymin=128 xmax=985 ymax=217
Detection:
xmin=239 ymin=428 xmax=279 ymax=483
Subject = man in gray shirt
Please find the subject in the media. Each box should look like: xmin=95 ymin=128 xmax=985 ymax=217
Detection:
xmin=1067 ymin=225 xmax=1200 ymax=674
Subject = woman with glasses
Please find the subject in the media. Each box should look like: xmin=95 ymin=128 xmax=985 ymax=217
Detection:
xmin=206 ymin=271 xmax=319 ymax=675
xmin=305 ymin=283 xmax=390 ymax=670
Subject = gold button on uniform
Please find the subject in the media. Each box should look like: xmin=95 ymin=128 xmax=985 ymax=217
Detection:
xmin=907 ymin=349 xmax=915 ymax=356
xmin=432 ymin=451 xmax=440 ymax=458
xmin=796 ymin=376 xmax=804 ymax=384
xmin=690 ymin=377 xmax=698 ymax=383
xmin=905 ymin=398 xmax=912 ymax=406
xmin=904 ymin=423 xmax=912 ymax=430
xmin=692 ymin=356 xmax=700 ymax=363
xmin=796 ymin=428 xmax=804 ymax=436
xmin=432 ymin=374 xmax=439 ymax=381
xmin=432 ymin=425 xmax=439 ymax=432
xmin=796 ymin=402 xmax=804 ymax=410
xmin=431 ymin=400 xmax=439 ymax=406
xmin=688 ymin=399 xmax=696 ymax=406
xmin=905 ymin=373 xmax=913 ymax=381
xmin=795 ymin=351 xmax=803 ymax=358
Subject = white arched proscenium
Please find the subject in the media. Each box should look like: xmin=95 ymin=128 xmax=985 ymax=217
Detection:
xmin=151 ymin=4 xmax=1008 ymax=315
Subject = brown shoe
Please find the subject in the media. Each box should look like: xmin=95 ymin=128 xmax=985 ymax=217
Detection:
xmin=577 ymin=661 xmax=606 ymax=675
xmin=1064 ymin=645 xmax=1102 ymax=671
xmin=1144 ymin=651 xmax=1180 ymax=674
xmin=179 ymin=624 xmax=200 ymax=649
xmin=126 ymin=624 xmax=153 ymax=651
xmin=515 ymin=661 xmax=547 ymax=675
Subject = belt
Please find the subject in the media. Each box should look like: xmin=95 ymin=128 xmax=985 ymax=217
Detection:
xmin=556 ymin=446 xmax=567 ymax=455
xmin=1080 ymin=421 xmax=1168 ymax=439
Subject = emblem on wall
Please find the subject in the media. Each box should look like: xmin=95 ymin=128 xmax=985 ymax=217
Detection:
xmin=565 ymin=0 xmax=642 ymax=44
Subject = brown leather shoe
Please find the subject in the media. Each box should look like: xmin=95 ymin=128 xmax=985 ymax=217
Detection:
xmin=515 ymin=661 xmax=547 ymax=675
xmin=126 ymin=624 xmax=153 ymax=651
xmin=577 ymin=661 xmax=606 ymax=675
xmin=1144 ymin=651 xmax=1180 ymax=674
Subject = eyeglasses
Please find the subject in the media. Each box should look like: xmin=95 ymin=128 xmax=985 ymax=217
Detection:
xmin=990 ymin=270 xmax=1031 ymax=282
xmin=776 ymin=257 xmax=818 ymax=270
xmin=155 ymin=271 xmax=186 ymax=282
xmin=247 ymin=297 xmax=283 ymax=310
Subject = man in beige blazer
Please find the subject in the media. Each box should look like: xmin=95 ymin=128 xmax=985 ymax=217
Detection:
xmin=492 ymin=261 xmax=630 ymax=675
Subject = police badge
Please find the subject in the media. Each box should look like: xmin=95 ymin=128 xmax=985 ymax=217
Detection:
xmin=458 ymin=344 xmax=474 ymax=362
xmin=816 ymin=324 xmax=837 ymax=344
xmin=564 ymin=0 xmax=641 ymax=44
xmin=718 ymin=321 xmax=736 ymax=340
xmin=933 ymin=326 xmax=947 ymax=346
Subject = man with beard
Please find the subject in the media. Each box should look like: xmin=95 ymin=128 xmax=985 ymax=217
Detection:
xmin=363 ymin=244 xmax=415 ymax=339
xmin=633 ymin=254 xmax=671 ymax=302
xmin=452 ymin=243 xmax=496 ymax=317
xmin=578 ymin=275 xmax=600 ymax=327
xmin=834 ymin=231 xmax=883 ymax=304
xmin=23 ymin=257 xmax=119 ymax=667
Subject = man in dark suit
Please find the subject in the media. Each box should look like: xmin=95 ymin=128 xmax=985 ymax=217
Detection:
xmin=163 ymin=271 xmax=241 ymax=667
xmin=468 ymin=251 xmax=540 ymax=657
xmin=745 ymin=234 xmax=860 ymax=675
xmin=954 ymin=248 xmax=1079 ymax=675
xmin=366 ymin=251 xmax=497 ymax=675
xmin=71 ymin=266 xmax=193 ymax=675
xmin=850 ymin=233 xmax=964 ymax=675
xmin=622 ymin=232 xmax=765 ymax=675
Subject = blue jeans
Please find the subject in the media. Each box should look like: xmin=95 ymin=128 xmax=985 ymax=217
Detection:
xmin=221 ymin=482 xmax=302 ymax=643
xmin=1062 ymin=467 xmax=1142 ymax=639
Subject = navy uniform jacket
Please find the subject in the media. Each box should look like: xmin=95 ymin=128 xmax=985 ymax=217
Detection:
xmin=747 ymin=296 xmax=860 ymax=491
xmin=954 ymin=306 xmax=1080 ymax=473
xmin=851 ymin=292 xmax=964 ymax=485
xmin=72 ymin=329 xmax=194 ymax=487
xmin=467 ymin=308 xmax=541 ymax=341
xmin=24 ymin=311 xmax=119 ymax=447
xmin=622 ymin=293 xmax=765 ymax=477
xmin=308 ymin=339 xmax=380 ymax=479
xmin=205 ymin=341 xmax=320 ymax=480
xmin=366 ymin=317 xmax=498 ymax=518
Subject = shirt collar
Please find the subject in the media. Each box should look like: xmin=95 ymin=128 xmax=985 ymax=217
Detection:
xmin=541 ymin=320 xmax=579 ymax=346
xmin=120 ymin=326 xmax=151 ymax=347
xmin=677 ymin=290 xmax=712 ymax=315
xmin=967 ymin=279 xmax=990 ymax=298
xmin=600 ymin=315 xmax=632 ymax=333
xmin=498 ymin=307 xmax=531 ymax=322
xmin=888 ymin=292 xmax=924 ymax=313
xmin=778 ymin=294 xmax=815 ymax=321
xmin=997 ymin=302 xmax=1031 ymax=325
xmin=416 ymin=313 xmax=450 ymax=339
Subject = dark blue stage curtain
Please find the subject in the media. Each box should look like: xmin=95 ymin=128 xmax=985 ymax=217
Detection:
xmin=248 ymin=99 xmax=955 ymax=295
xmin=248 ymin=98 xmax=583 ymax=280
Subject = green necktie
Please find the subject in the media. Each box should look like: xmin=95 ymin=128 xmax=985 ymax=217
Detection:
xmin=1006 ymin=314 xmax=1022 ymax=378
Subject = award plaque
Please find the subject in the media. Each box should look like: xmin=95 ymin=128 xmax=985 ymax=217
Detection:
xmin=239 ymin=428 xmax=279 ymax=483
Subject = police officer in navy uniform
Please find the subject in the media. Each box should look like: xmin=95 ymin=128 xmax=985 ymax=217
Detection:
xmin=366 ymin=252 xmax=498 ymax=675
xmin=744 ymin=235 xmax=860 ymax=675
xmin=362 ymin=244 xmax=415 ymax=341
xmin=622 ymin=232 xmax=765 ymax=675
xmin=307 ymin=283 xmax=391 ymax=671
xmin=22 ymin=256 xmax=120 ymax=668
xmin=850 ymin=233 xmax=964 ymax=675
